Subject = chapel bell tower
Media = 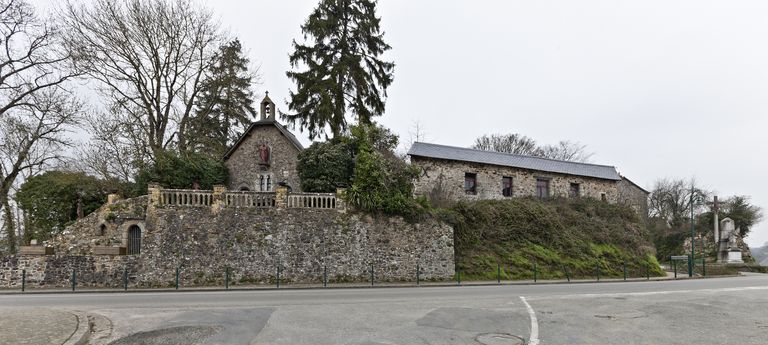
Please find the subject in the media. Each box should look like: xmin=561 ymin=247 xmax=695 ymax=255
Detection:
xmin=260 ymin=92 xmax=275 ymax=121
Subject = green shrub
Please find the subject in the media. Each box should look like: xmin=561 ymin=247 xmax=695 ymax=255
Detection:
xmin=133 ymin=150 xmax=228 ymax=194
xmin=344 ymin=124 xmax=423 ymax=218
xmin=297 ymin=141 xmax=354 ymax=192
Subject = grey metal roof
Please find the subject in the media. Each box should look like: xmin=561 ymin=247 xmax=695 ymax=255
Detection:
xmin=223 ymin=118 xmax=304 ymax=160
xmin=408 ymin=142 xmax=621 ymax=181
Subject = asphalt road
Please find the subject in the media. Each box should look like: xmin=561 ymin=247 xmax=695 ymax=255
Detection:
xmin=3 ymin=274 xmax=768 ymax=345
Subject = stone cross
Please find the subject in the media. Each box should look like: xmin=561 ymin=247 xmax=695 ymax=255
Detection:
xmin=709 ymin=196 xmax=720 ymax=243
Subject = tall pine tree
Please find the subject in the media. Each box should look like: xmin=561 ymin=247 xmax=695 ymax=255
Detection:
xmin=190 ymin=39 xmax=257 ymax=156
xmin=285 ymin=0 xmax=394 ymax=139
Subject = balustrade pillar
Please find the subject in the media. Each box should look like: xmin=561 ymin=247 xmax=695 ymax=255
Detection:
xmin=275 ymin=186 xmax=288 ymax=209
xmin=212 ymin=185 xmax=227 ymax=213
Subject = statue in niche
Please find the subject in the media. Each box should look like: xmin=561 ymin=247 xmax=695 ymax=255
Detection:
xmin=258 ymin=143 xmax=270 ymax=165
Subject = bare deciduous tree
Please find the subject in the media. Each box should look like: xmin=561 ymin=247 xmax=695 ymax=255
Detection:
xmin=0 ymin=89 xmax=82 ymax=253
xmin=61 ymin=0 xmax=222 ymax=159
xmin=539 ymin=140 xmax=594 ymax=163
xmin=0 ymin=0 xmax=80 ymax=254
xmin=76 ymin=112 xmax=140 ymax=182
xmin=472 ymin=133 xmax=593 ymax=162
xmin=648 ymin=177 xmax=710 ymax=230
xmin=472 ymin=133 xmax=540 ymax=156
xmin=0 ymin=0 xmax=74 ymax=118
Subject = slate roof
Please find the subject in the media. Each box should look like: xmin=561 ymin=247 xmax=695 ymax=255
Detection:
xmin=408 ymin=142 xmax=621 ymax=181
xmin=223 ymin=118 xmax=304 ymax=160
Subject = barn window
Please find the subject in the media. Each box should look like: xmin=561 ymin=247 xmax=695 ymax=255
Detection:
xmin=569 ymin=183 xmax=581 ymax=198
xmin=536 ymin=179 xmax=550 ymax=199
xmin=127 ymin=225 xmax=141 ymax=255
xmin=464 ymin=173 xmax=477 ymax=195
xmin=99 ymin=224 xmax=106 ymax=236
xmin=502 ymin=177 xmax=512 ymax=197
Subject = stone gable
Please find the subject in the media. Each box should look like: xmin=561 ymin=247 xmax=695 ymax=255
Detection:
xmin=225 ymin=123 xmax=302 ymax=192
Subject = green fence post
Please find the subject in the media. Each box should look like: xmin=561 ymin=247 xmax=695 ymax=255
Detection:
xmin=175 ymin=266 xmax=180 ymax=290
xmin=456 ymin=267 xmax=461 ymax=286
xmin=596 ymin=264 xmax=600 ymax=282
xmin=21 ymin=269 xmax=26 ymax=293
xmin=497 ymin=263 xmax=501 ymax=284
xmin=324 ymin=265 xmax=328 ymax=288
xmin=71 ymin=268 xmax=76 ymax=292
xmin=623 ymin=262 xmax=627 ymax=281
xmin=123 ymin=268 xmax=128 ymax=291
xmin=416 ymin=264 xmax=420 ymax=286
xmin=533 ymin=260 xmax=538 ymax=283
xmin=674 ymin=260 xmax=677 ymax=279
xmin=688 ymin=255 xmax=693 ymax=278
xmin=277 ymin=264 xmax=281 ymax=289
xmin=646 ymin=265 xmax=650 ymax=280
xmin=703 ymin=259 xmax=706 ymax=277
xmin=563 ymin=265 xmax=570 ymax=283
xmin=225 ymin=267 xmax=229 ymax=290
xmin=370 ymin=263 xmax=374 ymax=287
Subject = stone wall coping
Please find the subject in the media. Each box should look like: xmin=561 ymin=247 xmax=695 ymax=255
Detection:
xmin=288 ymin=192 xmax=337 ymax=196
xmin=157 ymin=188 xmax=215 ymax=193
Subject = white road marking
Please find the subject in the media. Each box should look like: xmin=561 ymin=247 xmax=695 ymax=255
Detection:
xmin=527 ymin=286 xmax=768 ymax=301
xmin=520 ymin=296 xmax=539 ymax=345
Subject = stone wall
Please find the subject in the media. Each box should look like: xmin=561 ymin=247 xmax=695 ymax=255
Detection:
xmin=617 ymin=177 xmax=649 ymax=217
xmin=1 ymin=194 xmax=454 ymax=288
xmin=412 ymin=156 xmax=619 ymax=204
xmin=225 ymin=123 xmax=302 ymax=192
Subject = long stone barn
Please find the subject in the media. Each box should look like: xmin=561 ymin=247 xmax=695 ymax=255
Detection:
xmin=407 ymin=142 xmax=648 ymax=215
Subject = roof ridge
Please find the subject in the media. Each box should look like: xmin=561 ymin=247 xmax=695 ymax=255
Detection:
xmin=411 ymin=142 xmax=615 ymax=168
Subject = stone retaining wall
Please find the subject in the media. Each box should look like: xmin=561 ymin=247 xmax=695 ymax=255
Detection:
xmin=1 ymin=195 xmax=454 ymax=288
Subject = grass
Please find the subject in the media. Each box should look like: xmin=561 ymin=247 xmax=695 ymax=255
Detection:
xmin=442 ymin=197 xmax=665 ymax=281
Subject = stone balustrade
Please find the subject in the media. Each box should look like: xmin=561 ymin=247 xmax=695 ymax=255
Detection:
xmin=225 ymin=191 xmax=276 ymax=208
xmin=287 ymin=192 xmax=338 ymax=209
xmin=159 ymin=189 xmax=214 ymax=206
xmin=148 ymin=183 xmax=344 ymax=211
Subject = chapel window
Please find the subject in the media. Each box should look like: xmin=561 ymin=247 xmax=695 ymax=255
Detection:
xmin=569 ymin=183 xmax=581 ymax=198
xmin=267 ymin=176 xmax=272 ymax=191
xmin=259 ymin=175 xmax=265 ymax=191
xmin=464 ymin=173 xmax=477 ymax=195
xmin=536 ymin=178 xmax=550 ymax=199
xmin=502 ymin=177 xmax=512 ymax=197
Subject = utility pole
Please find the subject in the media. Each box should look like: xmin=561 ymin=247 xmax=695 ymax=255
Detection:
xmin=689 ymin=186 xmax=695 ymax=277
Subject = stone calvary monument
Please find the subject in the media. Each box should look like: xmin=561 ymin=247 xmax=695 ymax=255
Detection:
xmin=718 ymin=217 xmax=744 ymax=264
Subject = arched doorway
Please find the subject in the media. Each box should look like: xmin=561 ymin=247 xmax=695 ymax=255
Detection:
xmin=127 ymin=225 xmax=141 ymax=255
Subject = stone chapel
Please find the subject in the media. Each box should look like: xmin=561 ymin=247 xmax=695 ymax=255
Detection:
xmin=223 ymin=93 xmax=304 ymax=192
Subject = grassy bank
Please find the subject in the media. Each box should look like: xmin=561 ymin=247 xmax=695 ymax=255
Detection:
xmin=439 ymin=197 xmax=665 ymax=280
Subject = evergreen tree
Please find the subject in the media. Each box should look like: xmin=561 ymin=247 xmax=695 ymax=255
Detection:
xmin=190 ymin=39 xmax=257 ymax=156
xmin=285 ymin=0 xmax=394 ymax=139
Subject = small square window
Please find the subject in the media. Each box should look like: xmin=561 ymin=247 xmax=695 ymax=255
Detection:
xmin=601 ymin=193 xmax=607 ymax=202
xmin=502 ymin=177 xmax=512 ymax=197
xmin=464 ymin=173 xmax=477 ymax=195
xmin=536 ymin=179 xmax=550 ymax=199
xmin=569 ymin=183 xmax=580 ymax=198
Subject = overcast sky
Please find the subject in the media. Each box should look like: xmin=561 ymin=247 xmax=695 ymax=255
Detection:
xmin=35 ymin=1 xmax=768 ymax=247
